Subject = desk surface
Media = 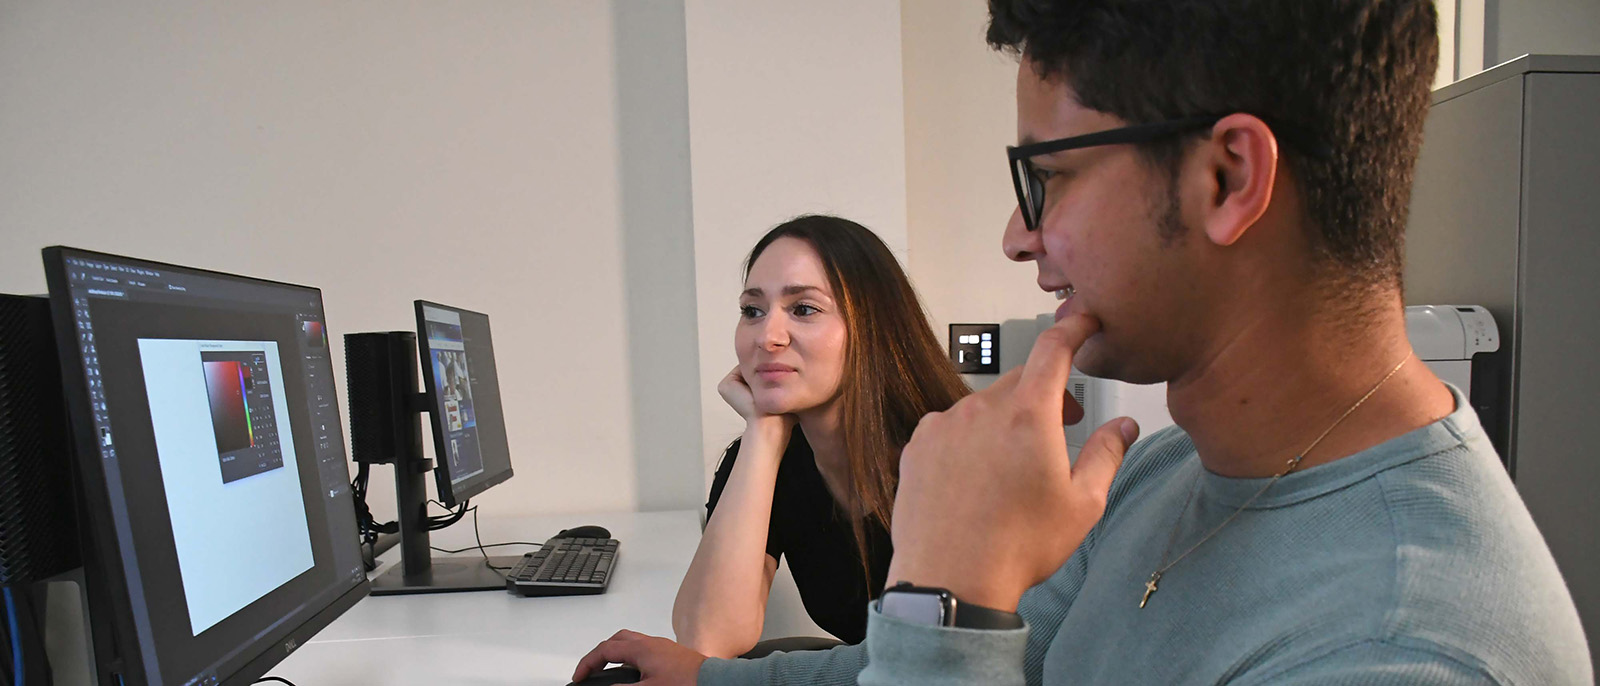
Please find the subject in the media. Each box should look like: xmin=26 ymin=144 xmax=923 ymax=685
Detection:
xmin=272 ymin=509 xmax=701 ymax=685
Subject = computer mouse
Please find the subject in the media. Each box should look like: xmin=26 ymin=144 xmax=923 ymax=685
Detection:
xmin=558 ymin=524 xmax=611 ymax=539
xmin=567 ymin=666 xmax=641 ymax=685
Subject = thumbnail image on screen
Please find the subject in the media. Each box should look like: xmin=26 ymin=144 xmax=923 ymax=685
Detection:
xmin=298 ymin=319 xmax=326 ymax=350
xmin=422 ymin=311 xmax=485 ymax=483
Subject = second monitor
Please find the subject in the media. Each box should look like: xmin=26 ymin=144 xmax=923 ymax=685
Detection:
xmin=416 ymin=301 xmax=514 ymax=508
xmin=366 ymin=301 xmax=618 ymax=596
xmin=361 ymin=300 xmax=521 ymax=595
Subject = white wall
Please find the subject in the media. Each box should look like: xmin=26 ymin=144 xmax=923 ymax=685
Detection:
xmin=1435 ymin=0 xmax=1490 ymax=85
xmin=681 ymin=0 xmax=909 ymax=642
xmin=2 ymin=0 xmax=914 ymax=641
xmin=901 ymin=0 xmax=1055 ymax=386
xmin=0 ymin=0 xmax=704 ymax=520
xmin=684 ymin=0 xmax=910 ymax=481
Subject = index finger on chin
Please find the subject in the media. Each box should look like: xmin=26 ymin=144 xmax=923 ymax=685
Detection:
xmin=1015 ymin=315 xmax=1100 ymax=407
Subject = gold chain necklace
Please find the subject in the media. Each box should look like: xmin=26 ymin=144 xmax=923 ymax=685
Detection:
xmin=1139 ymin=356 xmax=1410 ymax=609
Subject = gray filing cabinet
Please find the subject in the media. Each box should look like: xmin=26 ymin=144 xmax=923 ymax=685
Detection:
xmin=1405 ymin=54 xmax=1600 ymax=670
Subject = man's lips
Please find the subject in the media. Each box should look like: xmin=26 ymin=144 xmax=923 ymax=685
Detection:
xmin=1040 ymin=283 xmax=1075 ymax=299
xmin=1049 ymin=285 xmax=1077 ymax=321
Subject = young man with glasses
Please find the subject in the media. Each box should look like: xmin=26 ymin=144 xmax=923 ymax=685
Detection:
xmin=572 ymin=1 xmax=1590 ymax=683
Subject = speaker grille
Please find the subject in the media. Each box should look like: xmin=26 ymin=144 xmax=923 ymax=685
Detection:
xmin=345 ymin=332 xmax=416 ymax=464
xmin=345 ymin=333 xmax=391 ymax=463
xmin=0 ymin=295 xmax=81 ymax=585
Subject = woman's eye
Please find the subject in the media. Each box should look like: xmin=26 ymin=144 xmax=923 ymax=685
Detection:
xmin=1031 ymin=167 xmax=1058 ymax=183
xmin=792 ymin=304 xmax=820 ymax=317
xmin=740 ymin=305 xmax=764 ymax=319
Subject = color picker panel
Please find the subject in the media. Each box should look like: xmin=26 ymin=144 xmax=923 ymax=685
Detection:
xmin=203 ymin=360 xmax=252 ymax=454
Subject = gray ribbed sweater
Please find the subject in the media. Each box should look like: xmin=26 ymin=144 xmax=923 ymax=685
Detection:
xmin=700 ymin=385 xmax=1591 ymax=685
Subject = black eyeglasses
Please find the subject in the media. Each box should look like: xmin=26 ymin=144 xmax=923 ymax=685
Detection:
xmin=1007 ymin=114 xmax=1328 ymax=232
xmin=1007 ymin=116 xmax=1221 ymax=232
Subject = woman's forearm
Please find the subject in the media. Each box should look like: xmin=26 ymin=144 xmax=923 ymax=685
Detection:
xmin=672 ymin=420 xmax=790 ymax=657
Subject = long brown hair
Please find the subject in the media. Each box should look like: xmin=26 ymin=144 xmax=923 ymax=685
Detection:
xmin=745 ymin=215 xmax=969 ymax=590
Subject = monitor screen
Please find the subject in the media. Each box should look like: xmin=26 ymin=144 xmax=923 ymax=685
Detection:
xmin=415 ymin=301 xmax=514 ymax=506
xmin=42 ymin=247 xmax=368 ymax=686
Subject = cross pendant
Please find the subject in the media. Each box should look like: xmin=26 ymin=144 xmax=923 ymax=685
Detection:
xmin=1140 ymin=572 xmax=1161 ymax=609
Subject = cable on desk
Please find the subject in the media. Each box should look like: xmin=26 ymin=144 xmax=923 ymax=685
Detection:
xmin=430 ymin=541 xmax=542 ymax=554
xmin=471 ymin=507 xmax=514 ymax=574
xmin=254 ymin=677 xmax=299 ymax=686
xmin=350 ymin=466 xmax=473 ymax=572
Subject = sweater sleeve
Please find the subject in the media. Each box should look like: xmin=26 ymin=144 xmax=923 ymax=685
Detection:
xmin=1242 ymin=640 xmax=1500 ymax=685
xmin=857 ymin=606 xmax=1028 ymax=686
xmin=697 ymin=642 xmax=869 ymax=686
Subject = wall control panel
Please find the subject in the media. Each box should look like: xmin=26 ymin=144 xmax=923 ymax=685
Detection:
xmin=949 ymin=323 xmax=1000 ymax=374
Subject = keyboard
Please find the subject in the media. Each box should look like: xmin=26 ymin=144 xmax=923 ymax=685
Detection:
xmin=506 ymin=536 xmax=619 ymax=597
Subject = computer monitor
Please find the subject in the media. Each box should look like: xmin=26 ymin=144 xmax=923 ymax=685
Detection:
xmin=414 ymin=300 xmax=514 ymax=508
xmin=41 ymin=247 xmax=368 ymax=685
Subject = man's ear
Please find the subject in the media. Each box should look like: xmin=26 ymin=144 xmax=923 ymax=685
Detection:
xmin=1191 ymin=113 xmax=1278 ymax=247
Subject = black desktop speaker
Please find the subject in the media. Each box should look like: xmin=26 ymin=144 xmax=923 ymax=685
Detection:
xmin=0 ymin=294 xmax=81 ymax=585
xmin=344 ymin=331 xmax=420 ymax=465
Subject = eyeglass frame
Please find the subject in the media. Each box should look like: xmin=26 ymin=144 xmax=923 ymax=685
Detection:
xmin=1006 ymin=114 xmax=1328 ymax=232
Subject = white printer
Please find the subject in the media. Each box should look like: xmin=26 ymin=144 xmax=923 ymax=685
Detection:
xmin=1034 ymin=305 xmax=1503 ymax=455
xmin=1405 ymin=304 xmax=1500 ymax=395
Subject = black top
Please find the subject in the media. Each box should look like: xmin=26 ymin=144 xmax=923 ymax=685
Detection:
xmin=705 ymin=431 xmax=892 ymax=645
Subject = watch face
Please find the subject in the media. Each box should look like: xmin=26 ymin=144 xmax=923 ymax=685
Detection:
xmin=879 ymin=589 xmax=949 ymax=626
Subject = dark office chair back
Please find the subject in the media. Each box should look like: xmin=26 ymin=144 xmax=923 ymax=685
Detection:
xmin=565 ymin=636 xmax=844 ymax=686
xmin=741 ymin=636 xmax=844 ymax=658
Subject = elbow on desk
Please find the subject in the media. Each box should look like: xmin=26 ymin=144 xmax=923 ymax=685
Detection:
xmin=672 ymin=613 xmax=764 ymax=660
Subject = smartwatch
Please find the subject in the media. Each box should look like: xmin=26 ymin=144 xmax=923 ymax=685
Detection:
xmin=875 ymin=582 xmax=1024 ymax=630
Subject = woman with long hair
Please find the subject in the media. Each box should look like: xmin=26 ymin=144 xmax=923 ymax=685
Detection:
xmin=671 ymin=215 xmax=969 ymax=658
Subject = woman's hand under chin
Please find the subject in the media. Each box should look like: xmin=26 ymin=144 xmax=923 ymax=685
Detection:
xmin=718 ymin=366 xmax=796 ymax=433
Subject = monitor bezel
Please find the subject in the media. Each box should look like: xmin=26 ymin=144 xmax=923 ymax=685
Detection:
xmin=41 ymin=245 xmax=371 ymax=686
xmin=413 ymin=299 xmax=515 ymax=508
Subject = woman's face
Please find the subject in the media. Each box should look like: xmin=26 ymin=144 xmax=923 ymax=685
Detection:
xmin=737 ymin=237 xmax=848 ymax=416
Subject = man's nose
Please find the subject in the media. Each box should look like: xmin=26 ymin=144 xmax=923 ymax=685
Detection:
xmin=1002 ymin=206 xmax=1041 ymax=262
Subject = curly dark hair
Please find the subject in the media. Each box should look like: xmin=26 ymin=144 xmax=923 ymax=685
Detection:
xmin=988 ymin=0 xmax=1438 ymax=293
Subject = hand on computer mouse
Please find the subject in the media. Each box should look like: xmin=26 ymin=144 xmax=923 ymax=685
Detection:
xmin=571 ymin=630 xmax=706 ymax=685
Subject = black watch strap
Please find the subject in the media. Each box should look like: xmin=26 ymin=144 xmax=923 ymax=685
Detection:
xmin=950 ymin=595 xmax=1025 ymax=630
xmin=878 ymin=582 xmax=1025 ymax=630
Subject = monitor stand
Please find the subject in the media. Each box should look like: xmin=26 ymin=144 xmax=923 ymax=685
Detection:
xmin=370 ymin=554 xmax=525 ymax=595
xmin=354 ymin=332 xmax=526 ymax=595
xmin=368 ymin=409 xmax=530 ymax=595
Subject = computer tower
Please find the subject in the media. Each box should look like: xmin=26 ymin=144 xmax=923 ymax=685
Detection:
xmin=0 ymin=293 xmax=83 ymax=684
xmin=0 ymin=293 xmax=81 ymax=585
xmin=344 ymin=331 xmax=424 ymax=466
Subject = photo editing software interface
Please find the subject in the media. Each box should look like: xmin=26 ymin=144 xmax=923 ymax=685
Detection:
xmin=418 ymin=301 xmax=513 ymax=502
xmin=50 ymin=249 xmax=363 ymax=685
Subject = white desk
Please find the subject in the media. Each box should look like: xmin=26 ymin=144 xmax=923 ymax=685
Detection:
xmin=272 ymin=510 xmax=702 ymax=685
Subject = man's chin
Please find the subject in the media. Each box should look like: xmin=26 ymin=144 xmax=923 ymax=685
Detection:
xmin=1074 ymin=339 xmax=1171 ymax=386
xmin=1070 ymin=336 xmax=1122 ymax=381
